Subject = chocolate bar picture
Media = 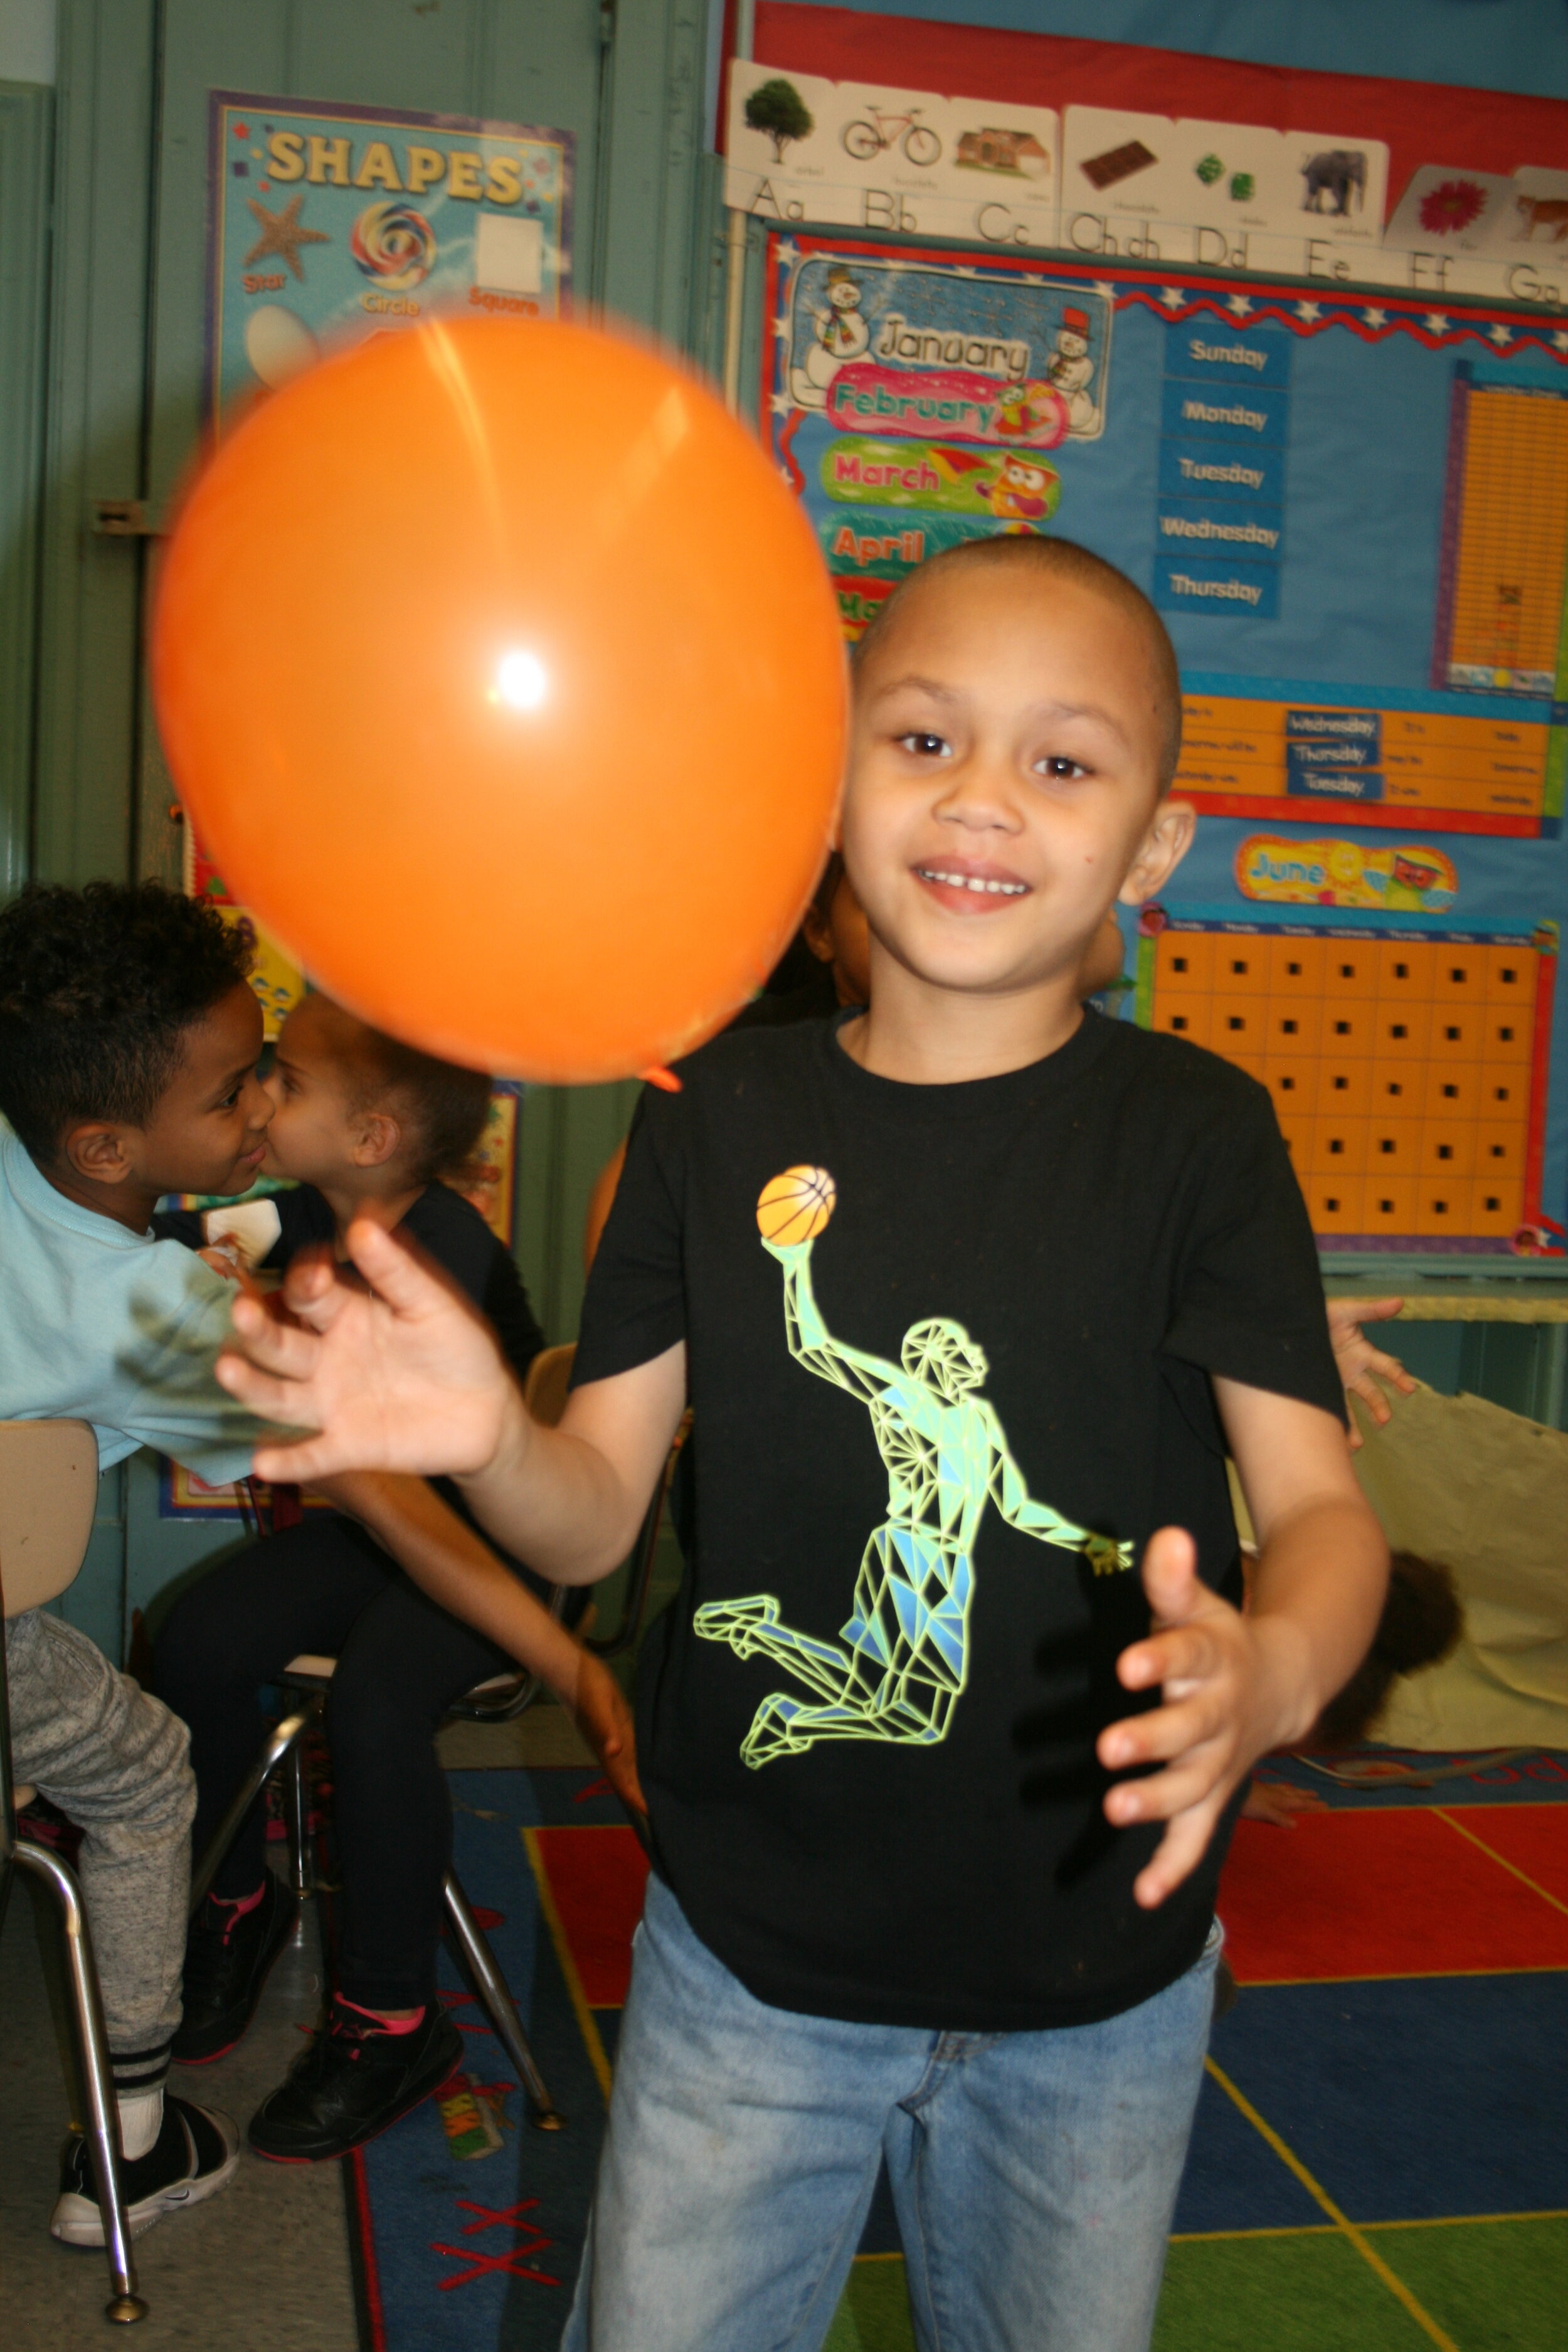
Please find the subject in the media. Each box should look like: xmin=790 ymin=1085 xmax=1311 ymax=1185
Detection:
xmin=1081 ymin=139 xmax=1157 ymax=191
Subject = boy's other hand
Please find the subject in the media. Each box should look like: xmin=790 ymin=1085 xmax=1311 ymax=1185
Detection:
xmin=1325 ymin=1296 xmax=1416 ymax=1448
xmin=216 ymin=1219 xmax=512 ymax=1484
xmin=1099 ymin=1527 xmax=1309 ymax=1909
xmin=566 ymin=1651 xmax=647 ymax=1819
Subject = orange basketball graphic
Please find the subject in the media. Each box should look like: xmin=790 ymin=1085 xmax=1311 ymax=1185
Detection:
xmin=756 ymin=1166 xmax=837 ymax=1246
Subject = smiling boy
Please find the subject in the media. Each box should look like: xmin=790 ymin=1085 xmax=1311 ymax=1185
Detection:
xmin=217 ymin=538 xmax=1388 ymax=2352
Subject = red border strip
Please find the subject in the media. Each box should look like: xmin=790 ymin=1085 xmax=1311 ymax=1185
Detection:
xmin=752 ymin=3 xmax=1568 ymax=217
xmin=1185 ymin=797 xmax=1539 ymax=838
xmin=1522 ymin=947 xmax=1559 ymax=1231
xmin=345 ymin=2141 xmax=388 ymax=2349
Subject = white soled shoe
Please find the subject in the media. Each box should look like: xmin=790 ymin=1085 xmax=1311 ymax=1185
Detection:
xmin=50 ymin=2094 xmax=240 ymax=2246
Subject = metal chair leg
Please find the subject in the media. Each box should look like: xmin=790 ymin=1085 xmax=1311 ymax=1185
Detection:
xmin=441 ymin=1872 xmax=563 ymax=2131
xmin=13 ymin=1843 xmax=147 ymax=2324
xmin=189 ymin=1700 xmax=319 ymax=1914
xmin=283 ymin=1740 xmax=314 ymax=1902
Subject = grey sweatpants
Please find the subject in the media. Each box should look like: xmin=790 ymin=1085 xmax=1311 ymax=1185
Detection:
xmin=6 ymin=1609 xmax=193 ymax=2075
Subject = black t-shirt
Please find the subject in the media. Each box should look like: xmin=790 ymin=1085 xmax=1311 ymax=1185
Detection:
xmin=157 ymin=1181 xmax=552 ymax=1600
xmin=574 ymin=1009 xmax=1343 ymax=2033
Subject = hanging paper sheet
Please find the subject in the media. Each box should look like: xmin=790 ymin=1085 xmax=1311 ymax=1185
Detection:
xmin=206 ymin=91 xmax=571 ymax=433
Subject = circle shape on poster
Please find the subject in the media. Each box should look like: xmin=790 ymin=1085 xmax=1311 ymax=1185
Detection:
xmin=350 ymin=201 xmax=437 ymax=290
xmin=243 ymin=305 xmax=320 ymax=389
xmin=756 ymin=1166 xmax=837 ymax=1246
xmin=152 ymin=317 xmax=845 ymax=1083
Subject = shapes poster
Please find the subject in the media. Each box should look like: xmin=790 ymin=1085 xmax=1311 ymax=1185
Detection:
xmin=206 ymin=92 xmax=571 ymax=432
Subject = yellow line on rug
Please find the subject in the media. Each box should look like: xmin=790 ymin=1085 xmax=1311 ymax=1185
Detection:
xmin=1433 ymin=1808 xmax=1568 ymax=1919
xmin=1204 ymin=2059 xmax=1459 ymax=2352
xmin=521 ymin=1825 xmax=614 ymax=2104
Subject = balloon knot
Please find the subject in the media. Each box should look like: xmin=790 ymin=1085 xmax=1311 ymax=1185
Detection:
xmin=640 ymin=1065 xmax=682 ymax=1093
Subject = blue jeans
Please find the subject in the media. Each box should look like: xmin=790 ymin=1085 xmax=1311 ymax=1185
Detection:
xmin=561 ymin=1875 xmax=1219 ymax=2352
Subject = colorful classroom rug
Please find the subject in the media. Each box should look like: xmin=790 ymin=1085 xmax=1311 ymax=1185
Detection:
xmin=346 ymin=1754 xmax=1568 ymax=2351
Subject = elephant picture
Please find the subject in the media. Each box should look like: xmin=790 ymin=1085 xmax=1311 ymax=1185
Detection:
xmin=1301 ymin=149 xmax=1367 ymax=217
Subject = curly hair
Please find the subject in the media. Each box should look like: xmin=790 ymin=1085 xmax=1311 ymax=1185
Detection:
xmin=350 ymin=1027 xmax=494 ymax=1188
xmin=0 ymin=881 xmax=253 ymax=1160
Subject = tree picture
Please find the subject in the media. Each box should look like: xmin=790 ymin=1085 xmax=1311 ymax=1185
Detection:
xmin=744 ymin=78 xmax=815 ymax=165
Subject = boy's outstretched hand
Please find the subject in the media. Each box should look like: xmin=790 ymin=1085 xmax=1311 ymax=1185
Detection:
xmin=1101 ymin=1382 xmax=1388 ymax=1907
xmin=217 ymin=1220 xmax=512 ymax=1485
xmin=1099 ymin=1529 xmax=1301 ymax=1909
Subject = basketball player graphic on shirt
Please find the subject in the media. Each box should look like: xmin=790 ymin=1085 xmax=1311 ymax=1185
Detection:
xmin=694 ymin=1168 xmax=1132 ymax=1769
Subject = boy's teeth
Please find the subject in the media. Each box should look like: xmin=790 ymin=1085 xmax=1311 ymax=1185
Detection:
xmin=919 ymin=867 xmax=1027 ymax=896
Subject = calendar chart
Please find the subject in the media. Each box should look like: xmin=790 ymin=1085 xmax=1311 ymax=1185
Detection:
xmin=1138 ymin=918 xmax=1557 ymax=1250
xmin=1440 ymin=374 xmax=1568 ymax=699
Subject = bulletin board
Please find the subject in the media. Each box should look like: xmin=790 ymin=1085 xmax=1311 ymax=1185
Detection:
xmin=765 ymin=236 xmax=1568 ymax=837
xmin=761 ymin=232 xmax=1568 ymax=1257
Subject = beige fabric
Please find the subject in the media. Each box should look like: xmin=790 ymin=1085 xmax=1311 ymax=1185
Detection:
xmin=0 ymin=1419 xmax=98 ymax=1616
xmin=1350 ymin=1384 xmax=1568 ymax=1749
xmin=1389 ymin=1293 xmax=1568 ymax=1324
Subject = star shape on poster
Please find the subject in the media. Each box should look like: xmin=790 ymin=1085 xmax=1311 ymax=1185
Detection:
xmin=1362 ymin=307 xmax=1388 ymax=329
xmin=1422 ymin=312 xmax=1449 ymax=337
xmin=1555 ymin=331 xmax=1568 ymax=352
xmin=1227 ymin=293 xmax=1253 ymax=316
xmin=1160 ymin=287 xmax=1184 ymax=309
xmin=242 ymin=194 xmax=330 ymax=282
xmin=776 ymin=240 xmax=800 ymax=266
xmin=769 ymin=391 xmax=793 ymax=415
xmin=1093 ymin=281 xmax=1117 ymax=301
xmin=955 ymin=265 xmax=978 ymax=279
xmin=773 ymin=314 xmax=790 ymax=341
xmin=1488 ymin=321 xmax=1512 ymax=344
xmin=1295 ymin=300 xmax=1322 ymax=324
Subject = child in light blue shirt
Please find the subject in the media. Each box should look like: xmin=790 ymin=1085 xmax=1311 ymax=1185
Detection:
xmin=0 ymin=879 xmax=273 ymax=2246
xmin=0 ymin=1118 xmax=267 ymax=1483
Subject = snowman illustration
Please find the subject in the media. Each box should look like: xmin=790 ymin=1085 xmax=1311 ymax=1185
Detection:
xmin=1046 ymin=306 xmax=1099 ymax=435
xmin=791 ymin=265 xmax=871 ymax=410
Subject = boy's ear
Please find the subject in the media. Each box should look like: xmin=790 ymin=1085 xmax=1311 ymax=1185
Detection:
xmin=1117 ymin=797 xmax=1195 ymax=908
xmin=801 ymin=904 xmax=835 ymax=967
xmin=60 ymin=1122 xmax=139 ymax=1187
xmin=351 ymin=1109 xmax=403 ymax=1170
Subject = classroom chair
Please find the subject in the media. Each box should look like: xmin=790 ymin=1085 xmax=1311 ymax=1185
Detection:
xmin=186 ymin=1342 xmax=596 ymax=2136
xmin=0 ymin=1419 xmax=149 ymax=2324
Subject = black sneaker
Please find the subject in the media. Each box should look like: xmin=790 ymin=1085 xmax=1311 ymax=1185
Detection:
xmin=174 ymin=1873 xmax=297 ymax=2063
xmin=50 ymin=2095 xmax=240 ymax=2245
xmin=248 ymin=2001 xmax=464 ymax=2163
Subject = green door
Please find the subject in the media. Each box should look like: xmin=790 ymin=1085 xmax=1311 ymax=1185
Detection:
xmin=27 ymin=0 xmax=714 ymax=1645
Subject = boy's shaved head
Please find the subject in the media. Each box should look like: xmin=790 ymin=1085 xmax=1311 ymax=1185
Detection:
xmin=854 ymin=536 xmax=1184 ymax=792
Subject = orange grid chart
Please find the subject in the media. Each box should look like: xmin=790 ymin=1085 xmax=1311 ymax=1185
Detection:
xmin=1138 ymin=919 xmax=1557 ymax=1248
xmin=1442 ymin=380 xmax=1568 ymax=699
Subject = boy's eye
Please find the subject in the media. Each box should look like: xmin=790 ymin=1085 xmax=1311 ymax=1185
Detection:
xmin=1035 ymin=756 xmax=1089 ymax=781
xmin=897 ymin=731 xmax=951 ymax=759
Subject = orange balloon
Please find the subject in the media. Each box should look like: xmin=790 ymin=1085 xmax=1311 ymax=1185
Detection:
xmin=153 ymin=318 xmax=845 ymax=1083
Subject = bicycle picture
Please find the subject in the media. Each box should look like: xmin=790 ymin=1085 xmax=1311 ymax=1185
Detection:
xmin=841 ymin=105 xmax=942 ymax=167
